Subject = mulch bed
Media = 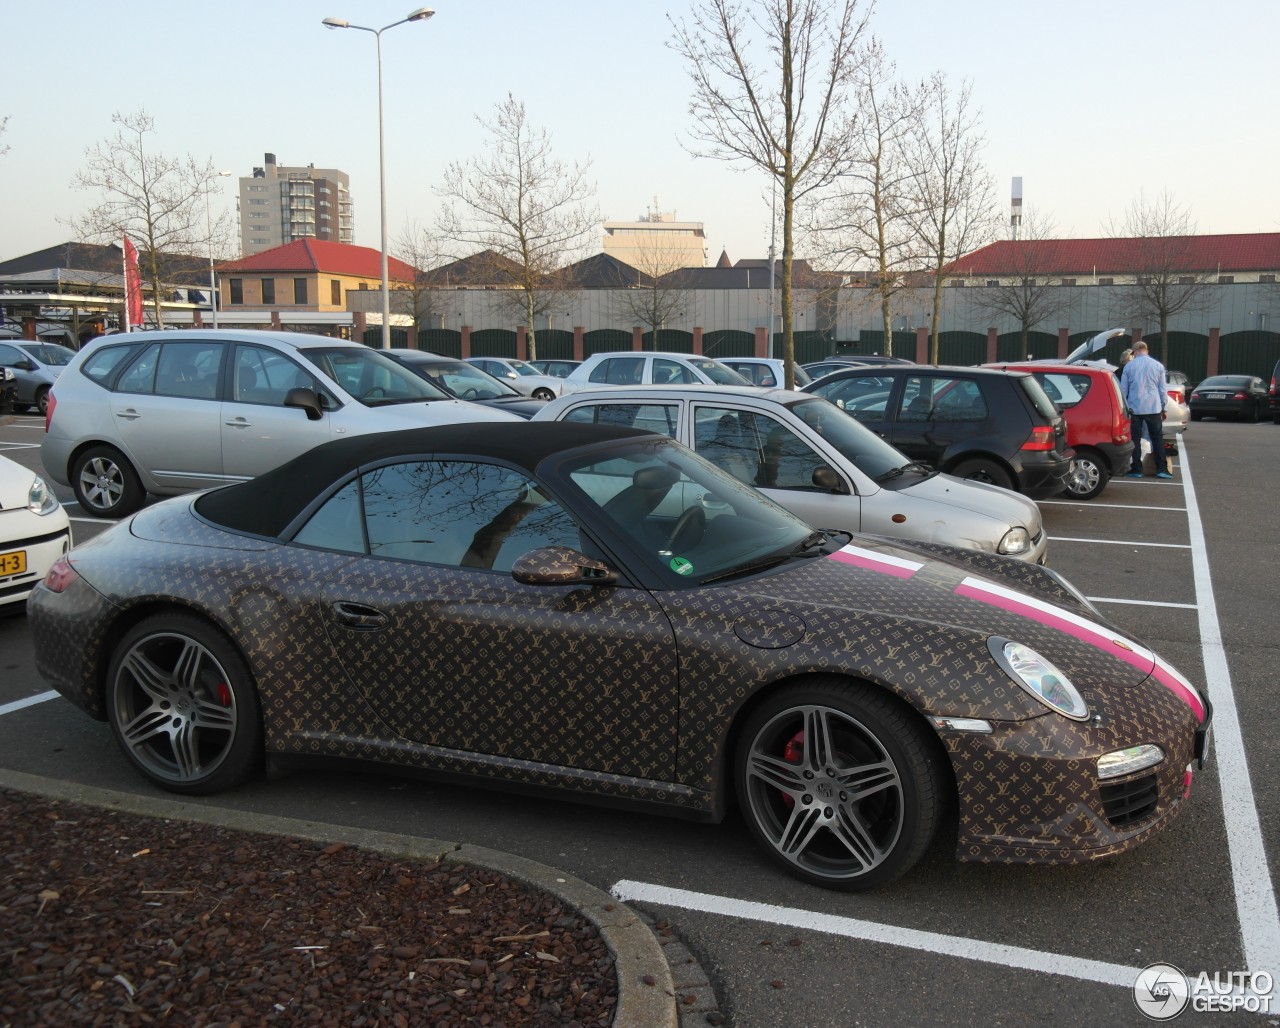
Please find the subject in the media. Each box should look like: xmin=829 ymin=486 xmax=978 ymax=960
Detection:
xmin=0 ymin=788 xmax=617 ymax=1026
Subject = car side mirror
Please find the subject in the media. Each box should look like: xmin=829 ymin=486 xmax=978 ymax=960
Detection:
xmin=14 ymin=360 xmax=36 ymax=372
xmin=512 ymin=546 xmax=617 ymax=587
xmin=284 ymin=386 xmax=324 ymax=421
xmin=812 ymin=466 xmax=848 ymax=494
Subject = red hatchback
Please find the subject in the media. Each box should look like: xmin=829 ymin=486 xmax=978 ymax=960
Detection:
xmin=984 ymin=362 xmax=1133 ymax=500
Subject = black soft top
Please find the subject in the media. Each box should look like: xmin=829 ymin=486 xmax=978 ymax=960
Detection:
xmin=195 ymin=421 xmax=651 ymax=538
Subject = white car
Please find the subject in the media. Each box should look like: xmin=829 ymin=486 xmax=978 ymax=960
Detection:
xmin=560 ymin=351 xmax=752 ymax=392
xmin=465 ymin=357 xmax=564 ymax=400
xmin=533 ymin=385 xmax=1048 ymax=563
xmin=0 ymin=454 xmax=71 ymax=610
xmin=715 ymin=357 xmax=812 ymax=389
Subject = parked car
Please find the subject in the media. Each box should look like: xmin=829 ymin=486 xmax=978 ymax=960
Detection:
xmin=0 ymin=339 xmax=76 ymax=414
xmin=535 ymin=385 xmax=1048 ymax=563
xmin=0 ymin=453 xmax=71 ymax=611
xmin=982 ymin=361 xmax=1132 ymax=500
xmin=803 ymin=365 xmax=1075 ymax=498
xmin=714 ymin=357 xmax=812 ymax=389
xmin=386 ymin=349 xmax=546 ymax=418
xmin=560 ymin=351 xmax=752 ymax=392
xmin=529 ymin=359 xmax=582 ymax=379
xmin=1056 ymin=330 xmax=1188 ymax=438
xmin=1189 ymin=374 xmax=1269 ymax=421
xmin=465 ymin=357 xmax=564 ymax=400
xmin=29 ymin=421 xmax=1210 ymax=890
xmin=803 ymin=355 xmax=914 ymax=381
xmin=42 ymin=329 xmax=520 ymax=518
xmin=0 ymin=367 xmax=15 ymax=415
xmin=1270 ymin=359 xmax=1280 ymax=424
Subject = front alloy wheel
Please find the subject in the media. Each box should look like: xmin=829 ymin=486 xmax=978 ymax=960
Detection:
xmin=736 ymin=681 xmax=944 ymax=890
xmin=106 ymin=615 xmax=262 ymax=795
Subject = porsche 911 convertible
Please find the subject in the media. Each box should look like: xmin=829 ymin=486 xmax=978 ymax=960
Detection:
xmin=29 ymin=422 xmax=1211 ymax=889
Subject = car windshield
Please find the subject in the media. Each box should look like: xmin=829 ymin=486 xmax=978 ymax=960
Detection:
xmin=301 ymin=347 xmax=450 ymax=406
xmin=784 ymin=397 xmax=909 ymax=480
xmin=20 ymin=343 xmax=76 ymax=366
xmin=420 ymin=361 xmax=520 ymax=400
xmin=687 ymin=358 xmax=751 ymax=386
xmin=508 ymin=360 xmax=541 ymax=377
xmin=554 ymin=436 xmax=815 ymax=585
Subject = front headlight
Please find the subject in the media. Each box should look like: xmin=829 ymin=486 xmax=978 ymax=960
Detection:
xmin=989 ymin=637 xmax=1089 ymax=719
xmin=997 ymin=527 xmax=1031 ymax=555
xmin=28 ymin=474 xmax=60 ymax=516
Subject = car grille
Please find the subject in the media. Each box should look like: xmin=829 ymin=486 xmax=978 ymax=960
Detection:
xmin=1100 ymin=773 xmax=1159 ymax=827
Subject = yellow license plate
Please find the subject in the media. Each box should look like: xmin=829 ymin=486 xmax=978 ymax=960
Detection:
xmin=0 ymin=550 xmax=27 ymax=576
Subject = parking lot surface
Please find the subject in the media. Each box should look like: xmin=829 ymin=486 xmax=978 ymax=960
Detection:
xmin=1 ymin=410 xmax=1276 ymax=1026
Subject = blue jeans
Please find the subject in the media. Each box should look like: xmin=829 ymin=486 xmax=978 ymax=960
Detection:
xmin=1130 ymin=412 xmax=1166 ymax=474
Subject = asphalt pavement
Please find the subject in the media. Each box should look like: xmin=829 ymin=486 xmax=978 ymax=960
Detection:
xmin=1 ymin=410 xmax=1277 ymax=1026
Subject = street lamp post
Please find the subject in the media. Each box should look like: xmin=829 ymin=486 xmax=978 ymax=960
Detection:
xmin=323 ymin=7 xmax=435 ymax=349
xmin=205 ymin=170 xmax=231 ymax=328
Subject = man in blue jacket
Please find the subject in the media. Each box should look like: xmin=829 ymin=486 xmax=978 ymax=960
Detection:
xmin=1120 ymin=341 xmax=1172 ymax=479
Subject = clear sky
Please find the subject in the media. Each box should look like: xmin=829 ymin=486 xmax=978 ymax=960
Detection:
xmin=2 ymin=0 xmax=1276 ymax=267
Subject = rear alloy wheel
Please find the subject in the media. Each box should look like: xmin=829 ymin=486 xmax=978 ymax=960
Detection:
xmin=532 ymin=387 xmax=556 ymax=401
xmin=1063 ymin=449 xmax=1109 ymax=501
xmin=949 ymin=457 xmax=1015 ymax=491
xmin=71 ymin=445 xmax=146 ymax=518
xmin=105 ymin=614 xmax=262 ymax=795
xmin=736 ymin=681 xmax=945 ymax=890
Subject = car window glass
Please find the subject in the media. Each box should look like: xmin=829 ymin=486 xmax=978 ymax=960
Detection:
xmin=115 ymin=343 xmax=162 ymax=394
xmin=653 ymin=358 xmax=697 ymax=385
xmin=1017 ymin=375 xmax=1060 ymax=420
xmin=23 ymin=344 xmax=76 ymax=366
xmin=361 ymin=461 xmax=580 ymax=572
xmin=293 ymin=479 xmax=365 ymax=551
xmin=303 ymin=346 xmax=444 ymax=405
xmin=153 ymin=342 xmax=223 ymax=400
xmin=689 ymin=358 xmax=750 ymax=386
xmin=590 ymin=357 xmax=644 ymax=385
xmin=82 ymin=344 xmax=138 ymax=386
xmin=234 ymin=345 xmax=327 ymax=407
xmin=1036 ymin=372 xmax=1090 ymax=408
xmin=0 ymin=344 xmax=23 ymax=365
xmin=811 ymin=374 xmax=891 ymax=422
xmin=431 ymin=363 xmax=511 ymax=399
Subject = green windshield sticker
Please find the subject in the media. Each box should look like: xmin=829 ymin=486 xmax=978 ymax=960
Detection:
xmin=669 ymin=557 xmax=695 ymax=576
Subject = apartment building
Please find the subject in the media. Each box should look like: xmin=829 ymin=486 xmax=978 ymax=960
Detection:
xmin=238 ymin=153 xmax=354 ymax=256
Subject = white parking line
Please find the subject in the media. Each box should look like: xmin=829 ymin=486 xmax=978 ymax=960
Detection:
xmin=1088 ymin=597 xmax=1198 ymax=610
xmin=1179 ymin=440 xmax=1280 ymax=982
xmin=1049 ymin=537 xmax=1191 ymax=548
xmin=0 ymin=691 xmax=59 ymax=717
xmin=1041 ymin=501 xmax=1187 ymax=512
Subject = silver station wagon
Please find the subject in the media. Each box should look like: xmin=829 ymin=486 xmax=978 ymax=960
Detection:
xmin=533 ymin=386 xmax=1048 ymax=563
xmin=43 ymin=329 xmax=519 ymax=518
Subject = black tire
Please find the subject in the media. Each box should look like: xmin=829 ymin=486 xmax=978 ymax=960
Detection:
xmin=35 ymin=386 xmax=50 ymax=416
xmin=105 ymin=613 xmax=263 ymax=795
xmin=71 ymin=444 xmax=146 ymax=518
xmin=949 ymin=457 xmax=1015 ymax=491
xmin=735 ymin=679 xmax=946 ymax=891
xmin=1063 ymin=449 xmax=1109 ymax=501
xmin=532 ymin=387 xmax=556 ymax=401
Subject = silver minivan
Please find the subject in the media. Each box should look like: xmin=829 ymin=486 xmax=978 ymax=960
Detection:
xmin=534 ymin=386 xmax=1048 ymax=562
xmin=43 ymin=329 xmax=520 ymax=517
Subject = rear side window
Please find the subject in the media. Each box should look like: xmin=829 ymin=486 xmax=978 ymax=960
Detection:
xmin=561 ymin=402 xmax=678 ymax=437
xmin=115 ymin=343 xmax=162 ymax=394
xmin=653 ymin=358 xmax=697 ymax=385
xmin=1035 ymin=372 xmax=1092 ymax=408
xmin=81 ymin=344 xmax=140 ymax=386
xmin=153 ymin=342 xmax=223 ymax=399
xmin=589 ymin=357 xmax=644 ymax=385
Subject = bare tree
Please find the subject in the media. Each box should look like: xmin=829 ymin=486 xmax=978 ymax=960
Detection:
xmin=904 ymin=74 xmax=998 ymax=362
xmin=67 ymin=109 xmax=218 ymax=327
xmin=393 ymin=219 xmax=448 ymax=344
xmin=670 ymin=0 xmax=874 ymax=388
xmin=1108 ymin=190 xmax=1214 ymax=347
xmin=971 ymin=212 xmax=1077 ymax=354
xmin=437 ymin=94 xmax=599 ymax=362
xmin=610 ymin=233 xmax=698 ymax=345
xmin=805 ymin=41 xmax=921 ymax=349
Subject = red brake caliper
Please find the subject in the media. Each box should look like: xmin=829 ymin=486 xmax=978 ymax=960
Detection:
xmin=781 ymin=730 xmax=805 ymax=810
xmin=216 ymin=682 xmax=233 ymax=707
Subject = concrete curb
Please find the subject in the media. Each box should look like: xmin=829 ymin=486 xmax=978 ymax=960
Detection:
xmin=0 ymin=767 xmax=678 ymax=1028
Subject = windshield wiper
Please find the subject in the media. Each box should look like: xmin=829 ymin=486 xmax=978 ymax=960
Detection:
xmin=875 ymin=461 xmax=933 ymax=483
xmin=700 ymin=531 xmax=831 ymax=584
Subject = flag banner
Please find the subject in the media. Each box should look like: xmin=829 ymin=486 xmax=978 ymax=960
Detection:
xmin=123 ymin=236 xmax=143 ymax=330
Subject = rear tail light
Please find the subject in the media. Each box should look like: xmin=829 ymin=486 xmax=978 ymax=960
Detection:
xmin=1270 ymin=377 xmax=1277 ymax=397
xmin=1167 ymin=389 xmax=1184 ymax=404
xmin=44 ymin=555 xmax=80 ymax=593
xmin=1233 ymin=392 xmax=1247 ymax=400
xmin=1021 ymin=425 xmax=1055 ymax=451
xmin=44 ymin=392 xmax=56 ymax=432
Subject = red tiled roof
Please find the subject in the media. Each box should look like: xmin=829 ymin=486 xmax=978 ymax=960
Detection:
xmin=219 ymin=239 xmax=416 ymax=280
xmin=948 ymin=233 xmax=1280 ymax=276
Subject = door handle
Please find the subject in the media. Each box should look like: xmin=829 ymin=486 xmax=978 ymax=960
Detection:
xmin=115 ymin=409 xmax=142 ymax=421
xmin=224 ymin=417 xmax=252 ymax=428
xmin=332 ymin=602 xmax=389 ymax=629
